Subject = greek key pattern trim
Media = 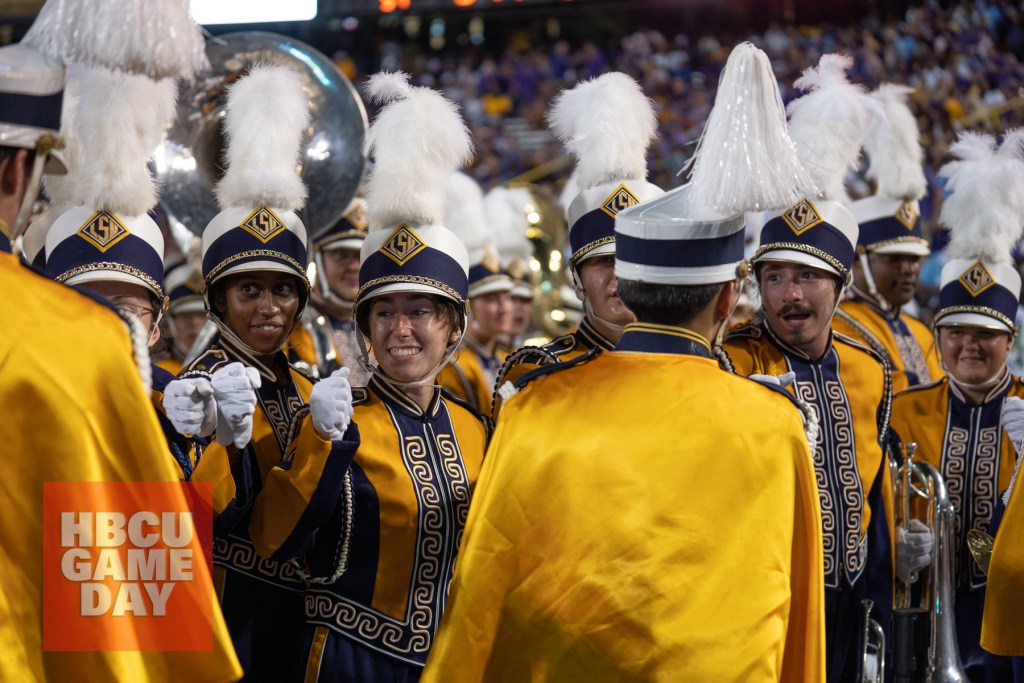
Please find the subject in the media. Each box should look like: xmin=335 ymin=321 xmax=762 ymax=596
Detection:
xmin=213 ymin=534 xmax=305 ymax=589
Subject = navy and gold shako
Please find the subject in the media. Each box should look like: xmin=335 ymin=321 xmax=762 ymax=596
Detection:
xmin=468 ymin=247 xmax=512 ymax=298
xmin=165 ymin=261 xmax=205 ymax=316
xmin=567 ymin=179 xmax=665 ymax=270
xmin=45 ymin=207 xmax=165 ymax=304
xmin=850 ymin=194 xmax=929 ymax=256
xmin=935 ymin=259 xmax=1019 ymax=333
xmin=201 ymin=205 xmax=310 ymax=307
xmin=753 ymin=197 xmax=860 ymax=280
xmin=314 ymin=197 xmax=368 ymax=252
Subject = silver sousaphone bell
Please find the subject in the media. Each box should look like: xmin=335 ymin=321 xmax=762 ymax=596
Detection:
xmin=155 ymin=31 xmax=368 ymax=238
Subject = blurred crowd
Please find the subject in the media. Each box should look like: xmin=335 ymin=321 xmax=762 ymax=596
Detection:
xmin=356 ymin=0 xmax=1024 ymax=317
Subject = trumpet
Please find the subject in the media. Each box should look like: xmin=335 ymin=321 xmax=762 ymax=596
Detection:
xmin=891 ymin=442 xmax=970 ymax=683
xmin=861 ymin=598 xmax=886 ymax=683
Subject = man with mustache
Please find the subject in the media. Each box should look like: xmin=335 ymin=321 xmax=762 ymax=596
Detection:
xmin=833 ymin=84 xmax=943 ymax=392
xmin=719 ymin=54 xmax=930 ymax=682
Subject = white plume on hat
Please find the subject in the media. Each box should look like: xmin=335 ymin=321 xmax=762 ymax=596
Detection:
xmin=23 ymin=0 xmax=209 ymax=81
xmin=786 ymin=53 xmax=881 ymax=203
xmin=216 ymin=65 xmax=311 ymax=212
xmin=22 ymin=0 xmax=207 ymax=81
xmin=485 ymin=186 xmax=534 ymax=266
xmin=548 ymin=72 xmax=657 ymax=191
xmin=863 ymin=84 xmax=926 ymax=201
xmin=444 ymin=171 xmax=489 ymax=264
xmin=362 ymin=71 xmax=473 ymax=232
xmin=686 ymin=42 xmax=816 ymax=215
xmin=59 ymin=66 xmax=177 ymax=216
xmin=939 ymin=129 xmax=1024 ymax=264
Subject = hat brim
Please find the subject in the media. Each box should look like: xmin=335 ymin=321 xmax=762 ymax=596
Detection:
xmin=935 ymin=312 xmax=1014 ymax=333
xmin=754 ymin=249 xmax=842 ymax=277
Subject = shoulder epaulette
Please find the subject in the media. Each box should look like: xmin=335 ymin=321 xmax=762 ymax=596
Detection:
xmin=545 ymin=332 xmax=579 ymax=355
xmin=513 ymin=345 xmax=603 ymax=391
xmin=351 ymin=386 xmax=371 ymax=407
xmin=724 ymin=322 xmax=763 ymax=341
xmin=183 ymin=348 xmax=230 ymax=378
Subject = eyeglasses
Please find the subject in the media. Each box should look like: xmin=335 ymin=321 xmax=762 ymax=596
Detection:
xmin=115 ymin=303 xmax=158 ymax=323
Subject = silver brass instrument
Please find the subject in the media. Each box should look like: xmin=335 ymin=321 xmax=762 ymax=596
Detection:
xmin=861 ymin=598 xmax=887 ymax=683
xmin=892 ymin=442 xmax=970 ymax=683
xmin=292 ymin=310 xmax=341 ymax=380
xmin=155 ymin=31 xmax=367 ymax=236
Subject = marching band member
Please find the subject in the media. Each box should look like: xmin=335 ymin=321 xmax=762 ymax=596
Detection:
xmin=835 ymin=83 xmax=943 ymax=391
xmin=491 ymin=71 xmax=664 ymax=419
xmin=295 ymin=72 xmax=488 ymax=682
xmin=437 ymin=172 xmax=513 ymax=415
xmin=890 ymin=130 xmax=1024 ymax=681
xmin=288 ymin=198 xmax=368 ymax=384
xmin=0 ymin=5 xmax=241 ymax=680
xmin=161 ymin=65 xmax=357 ymax=680
xmin=156 ymin=260 xmax=206 ymax=376
xmin=719 ymin=54 xmax=911 ymax=682
xmin=486 ymin=185 xmax=539 ymax=350
xmin=424 ymin=43 xmax=824 ymax=682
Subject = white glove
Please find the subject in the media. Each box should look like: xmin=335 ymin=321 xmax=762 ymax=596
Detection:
xmin=310 ymin=367 xmax=354 ymax=441
xmin=211 ymin=362 xmax=261 ymax=449
xmin=162 ymin=377 xmax=217 ymax=437
xmin=1002 ymin=396 xmax=1024 ymax=451
xmin=749 ymin=371 xmax=796 ymax=388
xmin=896 ymin=518 xmax=933 ymax=584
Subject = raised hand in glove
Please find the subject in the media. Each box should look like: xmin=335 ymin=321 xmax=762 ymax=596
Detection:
xmin=749 ymin=371 xmax=796 ymax=388
xmin=1002 ymin=396 xmax=1024 ymax=452
xmin=896 ymin=518 xmax=933 ymax=584
xmin=162 ymin=377 xmax=217 ymax=437
xmin=211 ymin=362 xmax=261 ymax=449
xmin=310 ymin=367 xmax=354 ymax=441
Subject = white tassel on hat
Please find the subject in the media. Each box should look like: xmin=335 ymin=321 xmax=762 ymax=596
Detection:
xmin=216 ymin=65 xmax=311 ymax=213
xmin=940 ymin=130 xmax=1024 ymax=263
xmin=548 ymin=72 xmax=657 ymax=191
xmin=23 ymin=0 xmax=209 ymax=81
xmin=362 ymin=71 xmax=473 ymax=232
xmin=786 ymin=53 xmax=882 ymax=203
xmin=686 ymin=42 xmax=816 ymax=215
xmin=863 ymin=84 xmax=927 ymax=201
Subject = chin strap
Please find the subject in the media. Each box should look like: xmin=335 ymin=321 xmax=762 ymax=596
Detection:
xmin=354 ymin=328 xmax=463 ymax=390
xmin=945 ymin=361 xmax=1009 ymax=395
xmin=313 ymin=252 xmax=357 ymax=315
xmin=855 ymin=252 xmax=892 ymax=313
xmin=9 ymin=152 xmax=47 ymax=244
xmin=582 ymin=297 xmax=627 ymax=336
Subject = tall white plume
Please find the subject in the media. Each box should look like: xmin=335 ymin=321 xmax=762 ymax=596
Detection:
xmin=444 ymin=172 xmax=489 ymax=264
xmin=547 ymin=72 xmax=657 ymax=191
xmin=60 ymin=66 xmax=177 ymax=216
xmin=786 ymin=53 xmax=882 ymax=202
xmin=940 ymin=129 xmax=1024 ymax=264
xmin=485 ymin=186 xmax=534 ymax=266
xmin=362 ymin=71 xmax=473 ymax=231
xmin=23 ymin=0 xmax=208 ymax=81
xmin=863 ymin=83 xmax=926 ymax=200
xmin=216 ymin=65 xmax=311 ymax=212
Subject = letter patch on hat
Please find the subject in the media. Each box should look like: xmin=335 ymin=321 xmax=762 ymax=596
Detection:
xmin=380 ymin=224 xmax=427 ymax=266
xmin=600 ymin=184 xmax=640 ymax=218
xmin=781 ymin=199 xmax=823 ymax=235
xmin=894 ymin=200 xmax=919 ymax=230
xmin=77 ymin=211 xmax=130 ymax=252
xmin=241 ymin=207 xmax=286 ymax=243
xmin=959 ymin=260 xmax=996 ymax=296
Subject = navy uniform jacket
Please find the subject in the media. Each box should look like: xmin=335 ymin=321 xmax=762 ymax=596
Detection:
xmin=722 ymin=322 xmax=895 ymax=683
xmin=183 ymin=334 xmax=358 ymax=682
xmin=300 ymin=374 xmax=488 ymax=679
